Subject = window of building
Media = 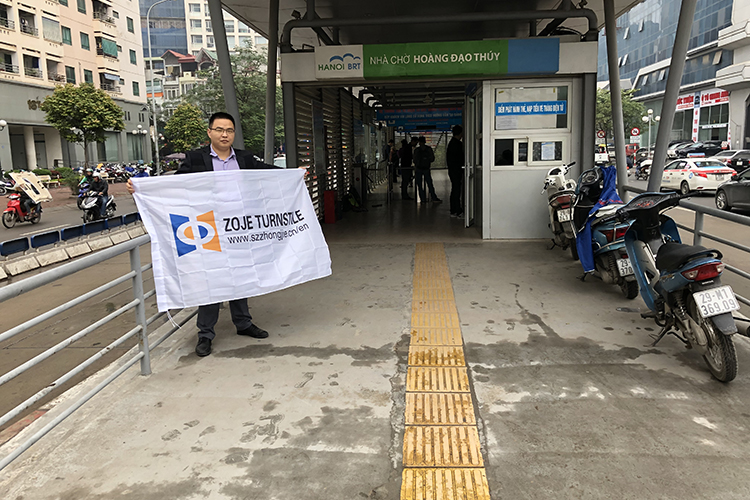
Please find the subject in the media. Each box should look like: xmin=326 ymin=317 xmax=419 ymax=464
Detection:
xmin=190 ymin=19 xmax=202 ymax=30
xmin=227 ymin=37 xmax=236 ymax=49
xmin=239 ymin=36 xmax=251 ymax=47
xmin=189 ymin=3 xmax=200 ymax=13
xmin=204 ymin=3 xmax=209 ymax=14
xmin=191 ymin=35 xmax=202 ymax=44
xmin=126 ymin=17 xmax=134 ymax=33
xmin=255 ymin=36 xmax=267 ymax=44
xmin=224 ymin=21 xmax=234 ymax=33
xmin=658 ymin=69 xmax=666 ymax=81
xmin=132 ymin=81 xmax=139 ymax=96
xmin=205 ymin=20 xmax=212 ymax=32
xmin=120 ymin=78 xmax=125 ymax=85
xmin=80 ymin=32 xmax=90 ymax=50
xmin=238 ymin=23 xmax=249 ymax=33
xmin=641 ymin=74 xmax=648 ymax=85
xmin=42 ymin=17 xmax=62 ymax=43
xmin=117 ymin=44 xmax=122 ymax=52
xmin=77 ymin=0 xmax=86 ymax=14
xmin=65 ymin=65 xmax=75 ymax=84
xmin=623 ymin=27 xmax=630 ymax=39
xmin=130 ymin=49 xmax=136 ymax=64
xmin=620 ymin=54 xmax=628 ymax=66
xmin=59 ymin=0 xmax=68 ymax=6
xmin=84 ymin=69 xmax=93 ymax=83
xmin=112 ymin=11 xmax=118 ymax=18
xmin=713 ymin=51 xmax=722 ymax=65
xmin=639 ymin=20 xmax=644 ymax=32
xmin=62 ymin=26 xmax=72 ymax=45
xmin=206 ymin=35 xmax=214 ymax=47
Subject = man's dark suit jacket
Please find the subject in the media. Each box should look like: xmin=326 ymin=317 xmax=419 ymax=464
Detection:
xmin=175 ymin=146 xmax=277 ymax=174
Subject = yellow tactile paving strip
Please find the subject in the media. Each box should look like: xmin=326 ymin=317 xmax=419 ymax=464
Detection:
xmin=402 ymin=243 xmax=490 ymax=500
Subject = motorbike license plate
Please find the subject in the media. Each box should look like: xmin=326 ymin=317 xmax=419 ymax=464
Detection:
xmin=557 ymin=209 xmax=572 ymax=222
xmin=693 ymin=286 xmax=740 ymax=318
xmin=617 ymin=258 xmax=634 ymax=276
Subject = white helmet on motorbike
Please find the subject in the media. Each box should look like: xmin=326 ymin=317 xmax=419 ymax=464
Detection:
xmin=92 ymin=171 xmax=101 ymax=178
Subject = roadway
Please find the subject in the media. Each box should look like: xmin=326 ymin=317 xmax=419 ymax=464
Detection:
xmin=1 ymin=183 xmax=137 ymax=240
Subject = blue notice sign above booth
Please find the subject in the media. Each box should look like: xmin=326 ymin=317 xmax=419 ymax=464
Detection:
xmin=376 ymin=108 xmax=462 ymax=130
xmin=495 ymin=101 xmax=567 ymax=116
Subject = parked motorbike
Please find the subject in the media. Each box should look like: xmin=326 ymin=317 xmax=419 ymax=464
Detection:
xmin=3 ymin=192 xmax=42 ymax=228
xmin=605 ymin=191 xmax=739 ymax=382
xmin=573 ymin=165 xmax=639 ymax=299
xmin=81 ymin=193 xmax=116 ymax=222
xmin=0 ymin=178 xmax=13 ymax=195
xmin=634 ymin=161 xmax=650 ymax=181
xmin=542 ymin=162 xmax=577 ymax=253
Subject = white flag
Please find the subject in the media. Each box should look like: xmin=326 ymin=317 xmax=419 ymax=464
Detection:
xmin=132 ymin=169 xmax=331 ymax=311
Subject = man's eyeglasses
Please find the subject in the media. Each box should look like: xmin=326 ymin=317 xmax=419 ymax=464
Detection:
xmin=210 ymin=127 xmax=235 ymax=135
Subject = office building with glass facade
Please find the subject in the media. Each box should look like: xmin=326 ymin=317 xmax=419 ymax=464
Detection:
xmin=597 ymin=0 xmax=744 ymax=147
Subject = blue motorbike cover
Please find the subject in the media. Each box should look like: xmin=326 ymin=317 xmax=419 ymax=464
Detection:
xmin=576 ymin=165 xmax=624 ymax=273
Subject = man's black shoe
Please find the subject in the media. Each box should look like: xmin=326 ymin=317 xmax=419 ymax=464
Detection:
xmin=237 ymin=324 xmax=269 ymax=338
xmin=195 ymin=338 xmax=212 ymax=357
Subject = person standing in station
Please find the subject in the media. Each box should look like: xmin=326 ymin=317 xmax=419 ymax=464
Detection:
xmin=413 ymin=136 xmax=441 ymax=203
xmin=446 ymin=125 xmax=464 ymax=217
xmin=127 ymin=111 xmax=278 ymax=358
xmin=399 ymin=137 xmax=418 ymax=200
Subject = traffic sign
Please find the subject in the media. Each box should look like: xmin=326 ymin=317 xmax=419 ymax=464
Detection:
xmin=630 ymin=127 xmax=641 ymax=136
xmin=596 ymin=130 xmax=606 ymax=139
xmin=630 ymin=136 xmax=641 ymax=145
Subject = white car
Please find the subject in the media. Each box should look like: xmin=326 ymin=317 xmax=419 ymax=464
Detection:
xmin=273 ymin=155 xmax=287 ymax=168
xmin=661 ymin=158 xmax=736 ymax=195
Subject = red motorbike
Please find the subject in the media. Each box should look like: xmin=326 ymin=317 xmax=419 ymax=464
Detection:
xmin=3 ymin=193 xmax=42 ymax=228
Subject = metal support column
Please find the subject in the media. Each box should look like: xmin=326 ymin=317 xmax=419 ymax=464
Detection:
xmin=604 ymin=0 xmax=627 ymax=197
xmin=264 ymin=0 xmax=279 ymax=162
xmin=129 ymin=247 xmax=151 ymax=376
xmin=282 ymin=81 xmax=297 ymax=169
xmin=647 ymin=0 xmax=699 ymax=192
xmin=582 ymin=73 xmax=597 ymax=173
xmin=207 ymin=0 xmax=244 ymax=149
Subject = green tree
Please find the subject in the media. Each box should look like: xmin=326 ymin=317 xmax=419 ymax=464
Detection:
xmin=596 ymin=88 xmax=647 ymax=142
xmin=164 ymin=103 xmax=207 ymax=152
xmin=40 ymin=83 xmax=125 ymax=168
xmin=180 ymin=45 xmax=284 ymax=156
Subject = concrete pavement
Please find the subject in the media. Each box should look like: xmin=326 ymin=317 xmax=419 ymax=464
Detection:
xmin=2 ymin=173 xmax=750 ymax=499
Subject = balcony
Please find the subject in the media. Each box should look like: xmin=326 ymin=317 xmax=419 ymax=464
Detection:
xmin=47 ymin=72 xmax=66 ymax=83
xmin=100 ymin=81 xmax=121 ymax=93
xmin=0 ymin=63 xmax=19 ymax=74
xmin=0 ymin=18 xmax=15 ymax=30
xmin=96 ymin=48 xmax=118 ymax=60
xmin=19 ymin=23 xmax=38 ymax=37
xmin=93 ymin=11 xmax=116 ymax=26
xmin=24 ymin=66 xmax=43 ymax=78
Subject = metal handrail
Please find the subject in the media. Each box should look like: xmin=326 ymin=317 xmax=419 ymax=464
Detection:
xmin=0 ymin=234 xmax=196 ymax=471
xmin=19 ymin=24 xmax=37 ymax=36
xmin=0 ymin=18 xmax=15 ymax=29
xmin=0 ymin=63 xmax=19 ymax=74
xmin=623 ymin=184 xmax=750 ymax=307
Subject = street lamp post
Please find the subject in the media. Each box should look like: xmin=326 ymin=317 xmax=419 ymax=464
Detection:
xmin=132 ymin=124 xmax=148 ymax=161
xmin=642 ymin=109 xmax=661 ymax=158
xmin=146 ymin=0 xmax=176 ymax=176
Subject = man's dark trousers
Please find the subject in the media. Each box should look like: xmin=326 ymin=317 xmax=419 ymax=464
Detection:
xmin=449 ymin=168 xmax=463 ymax=214
xmin=197 ymin=300 xmax=254 ymax=340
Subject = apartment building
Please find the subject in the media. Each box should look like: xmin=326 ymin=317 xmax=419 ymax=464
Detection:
xmin=0 ymin=0 xmax=149 ymax=171
xmin=183 ymin=0 xmax=266 ymax=55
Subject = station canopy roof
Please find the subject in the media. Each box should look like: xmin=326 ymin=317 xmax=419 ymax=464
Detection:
xmin=221 ymin=0 xmax=643 ymax=108
xmin=223 ymin=0 xmax=642 ymax=48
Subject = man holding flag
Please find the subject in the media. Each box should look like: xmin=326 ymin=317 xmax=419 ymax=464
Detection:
xmin=129 ymin=112 xmax=279 ymax=357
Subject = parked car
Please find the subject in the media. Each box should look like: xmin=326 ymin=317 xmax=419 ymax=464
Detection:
xmin=660 ymin=158 xmax=736 ymax=194
xmin=675 ymin=140 xmax=726 ymax=158
xmin=715 ymin=168 xmax=750 ymax=211
xmin=667 ymin=141 xmax=693 ymax=158
xmin=709 ymin=149 xmax=750 ymax=173
xmin=273 ymin=155 xmax=287 ymax=168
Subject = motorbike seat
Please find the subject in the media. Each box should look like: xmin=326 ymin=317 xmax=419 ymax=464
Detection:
xmin=655 ymin=242 xmax=722 ymax=271
xmin=592 ymin=204 xmax=621 ymax=218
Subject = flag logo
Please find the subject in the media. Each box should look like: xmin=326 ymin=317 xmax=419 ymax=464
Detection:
xmin=170 ymin=211 xmax=222 ymax=256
